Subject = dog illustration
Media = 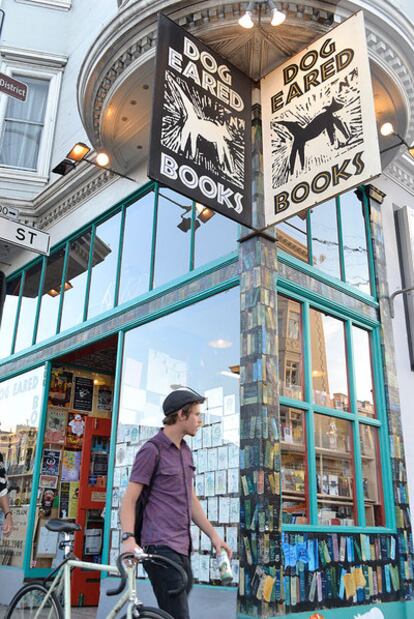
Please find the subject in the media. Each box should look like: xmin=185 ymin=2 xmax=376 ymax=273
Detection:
xmin=277 ymin=98 xmax=350 ymax=174
xmin=171 ymin=81 xmax=235 ymax=174
xmin=354 ymin=608 xmax=384 ymax=619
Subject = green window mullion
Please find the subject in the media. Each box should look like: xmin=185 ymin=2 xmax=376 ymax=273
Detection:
xmin=361 ymin=186 xmax=377 ymax=299
xmin=336 ymin=196 xmax=346 ymax=282
xmin=32 ymin=256 xmax=47 ymax=345
xmin=189 ymin=200 xmax=196 ymax=271
xmin=371 ymin=327 xmax=395 ymax=529
xmin=306 ymin=210 xmax=313 ymax=266
xmin=83 ymin=225 xmax=96 ymax=322
xmin=345 ymin=319 xmax=366 ymax=526
xmin=10 ymin=271 xmax=25 ymax=355
xmin=102 ymin=331 xmax=125 ymax=566
xmin=56 ymin=241 xmax=70 ymax=335
xmin=302 ymin=300 xmax=318 ymax=524
xmin=113 ymin=205 xmax=126 ymax=308
xmin=149 ymin=183 xmax=160 ymax=291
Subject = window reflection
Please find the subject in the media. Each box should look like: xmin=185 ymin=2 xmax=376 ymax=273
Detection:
xmin=14 ymin=263 xmax=43 ymax=353
xmin=278 ymin=296 xmax=303 ymax=400
xmin=360 ymin=424 xmax=384 ymax=526
xmin=115 ymin=288 xmax=240 ymax=581
xmin=281 ymin=407 xmax=308 ymax=524
xmin=36 ymin=249 xmax=66 ymax=343
xmin=315 ymin=414 xmax=355 ymax=526
xmin=59 ymin=232 xmax=92 ymax=333
xmin=340 ymin=191 xmax=370 ymax=294
xmin=311 ymin=199 xmax=341 ymax=279
xmin=0 ymin=366 xmax=45 ymax=567
xmin=0 ymin=276 xmax=21 ymax=358
xmin=352 ymin=326 xmax=375 ymax=417
xmin=118 ymin=193 xmax=154 ymax=305
xmin=153 ymin=189 xmax=191 ymax=288
xmin=310 ymin=310 xmax=349 ymax=410
xmin=193 ymin=203 xmax=237 ymax=268
xmin=275 ymin=212 xmax=308 ymax=262
xmin=87 ymin=213 xmax=122 ymax=319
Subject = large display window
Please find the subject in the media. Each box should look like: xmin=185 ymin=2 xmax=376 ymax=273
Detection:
xmin=113 ymin=286 xmax=240 ymax=586
xmin=0 ymin=366 xmax=45 ymax=567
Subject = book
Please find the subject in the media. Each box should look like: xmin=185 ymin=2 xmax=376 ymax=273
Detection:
xmin=44 ymin=409 xmax=67 ymax=444
xmin=41 ymin=449 xmax=61 ymax=476
xmin=49 ymin=370 xmax=73 ymax=408
xmin=65 ymin=412 xmax=86 ymax=450
xmin=61 ymin=450 xmax=81 ymax=482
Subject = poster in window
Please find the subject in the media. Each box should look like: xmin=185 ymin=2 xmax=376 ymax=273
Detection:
xmin=68 ymin=481 xmax=80 ymax=519
xmin=73 ymin=377 xmax=94 ymax=412
xmin=149 ymin=15 xmax=252 ymax=227
xmin=39 ymin=474 xmax=58 ymax=489
xmin=48 ymin=370 xmax=73 ymax=408
xmin=61 ymin=450 xmax=81 ymax=482
xmin=44 ymin=408 xmax=67 ymax=444
xmin=41 ymin=449 xmax=61 ymax=476
xmin=65 ymin=412 xmax=86 ymax=450
xmin=59 ymin=481 xmax=70 ymax=518
xmin=97 ymin=385 xmax=113 ymax=411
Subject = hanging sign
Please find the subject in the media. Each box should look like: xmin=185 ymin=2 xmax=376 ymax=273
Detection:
xmin=261 ymin=11 xmax=381 ymax=226
xmin=0 ymin=216 xmax=50 ymax=255
xmin=0 ymin=72 xmax=27 ymax=101
xmin=149 ymin=14 xmax=252 ymax=227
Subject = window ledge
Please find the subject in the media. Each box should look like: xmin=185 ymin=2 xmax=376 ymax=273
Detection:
xmin=15 ymin=0 xmax=71 ymax=10
xmin=0 ymin=167 xmax=49 ymax=187
xmin=283 ymin=524 xmax=396 ymax=534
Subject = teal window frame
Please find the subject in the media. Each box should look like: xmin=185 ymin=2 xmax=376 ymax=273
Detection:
xmin=277 ymin=186 xmax=376 ymax=301
xmin=278 ymin=280 xmax=395 ymax=535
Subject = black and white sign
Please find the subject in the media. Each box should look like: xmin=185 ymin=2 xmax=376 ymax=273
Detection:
xmin=0 ymin=216 xmax=50 ymax=255
xmin=261 ymin=11 xmax=381 ymax=226
xmin=149 ymin=14 xmax=252 ymax=227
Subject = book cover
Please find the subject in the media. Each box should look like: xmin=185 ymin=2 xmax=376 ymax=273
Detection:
xmin=61 ymin=450 xmax=81 ymax=482
xmin=49 ymin=370 xmax=73 ymax=407
xmin=44 ymin=408 xmax=67 ymax=444
xmin=41 ymin=449 xmax=61 ymax=476
xmin=73 ymin=377 xmax=94 ymax=412
xmin=97 ymin=385 xmax=113 ymax=411
xmin=65 ymin=412 xmax=86 ymax=450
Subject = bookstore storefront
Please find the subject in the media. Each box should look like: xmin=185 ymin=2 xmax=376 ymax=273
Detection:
xmin=0 ymin=182 xmax=413 ymax=619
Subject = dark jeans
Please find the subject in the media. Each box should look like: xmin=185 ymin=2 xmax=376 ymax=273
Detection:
xmin=144 ymin=545 xmax=193 ymax=619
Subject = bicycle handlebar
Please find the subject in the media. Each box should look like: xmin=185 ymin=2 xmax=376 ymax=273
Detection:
xmin=106 ymin=551 xmax=188 ymax=598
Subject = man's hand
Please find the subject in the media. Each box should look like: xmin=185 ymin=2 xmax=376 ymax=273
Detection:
xmin=211 ymin=532 xmax=233 ymax=560
xmin=122 ymin=537 xmax=143 ymax=556
xmin=3 ymin=512 xmax=12 ymax=536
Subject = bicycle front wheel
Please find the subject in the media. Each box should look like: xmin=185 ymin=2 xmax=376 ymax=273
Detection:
xmin=120 ymin=606 xmax=174 ymax=619
xmin=6 ymin=582 xmax=63 ymax=619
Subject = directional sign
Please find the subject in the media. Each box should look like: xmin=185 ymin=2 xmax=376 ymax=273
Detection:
xmin=0 ymin=72 xmax=27 ymax=101
xmin=0 ymin=216 xmax=50 ymax=255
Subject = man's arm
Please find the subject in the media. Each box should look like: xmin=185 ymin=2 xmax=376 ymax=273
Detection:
xmin=192 ymin=488 xmax=232 ymax=558
xmin=119 ymin=481 xmax=144 ymax=553
xmin=0 ymin=493 xmax=12 ymax=536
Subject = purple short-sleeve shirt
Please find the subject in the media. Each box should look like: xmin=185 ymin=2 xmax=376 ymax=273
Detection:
xmin=129 ymin=429 xmax=195 ymax=556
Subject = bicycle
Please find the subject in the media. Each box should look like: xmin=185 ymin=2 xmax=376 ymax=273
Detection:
xmin=6 ymin=518 xmax=187 ymax=619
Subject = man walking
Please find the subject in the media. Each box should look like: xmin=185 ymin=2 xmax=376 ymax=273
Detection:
xmin=120 ymin=387 xmax=232 ymax=619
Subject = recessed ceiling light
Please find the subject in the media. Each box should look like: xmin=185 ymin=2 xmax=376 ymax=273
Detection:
xmin=143 ymin=84 xmax=149 ymax=90
xmin=130 ymin=100 xmax=137 ymax=105
xmin=121 ymin=116 xmax=128 ymax=122
xmin=208 ymin=339 xmax=232 ymax=349
xmin=136 ymin=145 xmax=143 ymax=150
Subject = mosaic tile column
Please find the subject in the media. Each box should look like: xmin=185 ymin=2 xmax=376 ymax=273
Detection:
xmin=237 ymin=103 xmax=282 ymax=617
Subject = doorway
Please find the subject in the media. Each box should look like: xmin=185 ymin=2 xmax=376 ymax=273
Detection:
xmin=30 ymin=335 xmax=118 ymax=606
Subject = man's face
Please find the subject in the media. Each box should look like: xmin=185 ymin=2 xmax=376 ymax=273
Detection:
xmin=180 ymin=403 xmax=203 ymax=436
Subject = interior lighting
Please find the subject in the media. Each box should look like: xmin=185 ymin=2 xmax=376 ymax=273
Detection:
xmin=47 ymin=281 xmax=73 ymax=297
xmin=239 ymin=0 xmax=286 ymax=29
xmin=239 ymin=7 xmax=254 ymax=29
xmin=269 ymin=0 xmax=286 ymax=25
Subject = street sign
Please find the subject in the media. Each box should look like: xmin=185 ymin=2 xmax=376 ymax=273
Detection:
xmin=0 ymin=216 xmax=50 ymax=255
xmin=0 ymin=72 xmax=27 ymax=101
xmin=0 ymin=204 xmax=20 ymax=221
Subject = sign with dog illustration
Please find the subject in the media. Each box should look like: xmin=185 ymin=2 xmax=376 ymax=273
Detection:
xmin=261 ymin=11 xmax=381 ymax=226
xmin=149 ymin=14 xmax=252 ymax=227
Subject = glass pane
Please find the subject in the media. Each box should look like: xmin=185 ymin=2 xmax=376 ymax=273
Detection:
xmin=310 ymin=199 xmax=341 ymax=279
xmin=5 ymin=77 xmax=49 ymax=123
xmin=315 ymin=414 xmax=355 ymax=526
xmin=340 ymin=191 xmax=371 ymax=294
xmin=87 ymin=213 xmax=122 ymax=319
xmin=352 ymin=326 xmax=376 ymax=417
xmin=0 ymin=120 xmax=43 ymax=169
xmin=193 ymin=204 xmax=238 ymax=268
xmin=118 ymin=193 xmax=154 ymax=305
xmin=36 ymin=249 xmax=66 ymax=343
xmin=310 ymin=310 xmax=349 ymax=411
xmin=14 ymin=262 xmax=43 ymax=353
xmin=153 ymin=189 xmax=191 ymax=288
xmin=0 ymin=366 xmax=45 ymax=567
xmin=278 ymin=296 xmax=303 ymax=400
xmin=360 ymin=425 xmax=384 ymax=526
xmin=0 ymin=276 xmax=21 ymax=358
xmin=115 ymin=288 xmax=240 ymax=581
xmin=275 ymin=212 xmax=308 ymax=262
xmin=281 ymin=407 xmax=308 ymax=524
xmin=60 ymin=231 xmax=92 ymax=333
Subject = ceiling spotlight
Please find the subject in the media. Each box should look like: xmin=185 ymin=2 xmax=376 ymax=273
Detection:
xmin=239 ymin=0 xmax=285 ymax=28
xmin=96 ymin=152 xmax=110 ymax=167
xmin=268 ymin=0 xmax=286 ymax=25
xmin=197 ymin=206 xmax=215 ymax=223
xmin=380 ymin=122 xmax=394 ymax=137
xmin=239 ymin=10 xmax=254 ymax=29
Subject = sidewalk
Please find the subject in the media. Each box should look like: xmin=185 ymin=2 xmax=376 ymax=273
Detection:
xmin=0 ymin=606 xmax=98 ymax=618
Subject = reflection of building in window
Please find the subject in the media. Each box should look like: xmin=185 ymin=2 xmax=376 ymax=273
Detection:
xmin=287 ymin=310 xmax=300 ymax=340
xmin=0 ymin=426 xmax=37 ymax=506
xmin=310 ymin=311 xmax=329 ymax=404
xmin=278 ymin=297 xmax=303 ymax=399
xmin=285 ymin=360 xmax=299 ymax=389
xmin=357 ymin=399 xmax=375 ymax=416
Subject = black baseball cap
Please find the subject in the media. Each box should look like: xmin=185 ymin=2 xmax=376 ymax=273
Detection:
xmin=162 ymin=387 xmax=205 ymax=416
